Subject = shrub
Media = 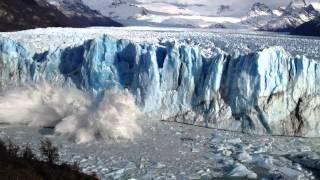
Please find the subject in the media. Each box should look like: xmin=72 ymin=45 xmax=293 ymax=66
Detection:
xmin=71 ymin=161 xmax=81 ymax=171
xmin=40 ymin=138 xmax=59 ymax=164
xmin=7 ymin=139 xmax=20 ymax=157
xmin=0 ymin=138 xmax=98 ymax=179
xmin=21 ymin=145 xmax=36 ymax=160
xmin=0 ymin=139 xmax=7 ymax=153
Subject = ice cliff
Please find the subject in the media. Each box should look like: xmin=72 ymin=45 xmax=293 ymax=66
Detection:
xmin=1 ymin=35 xmax=320 ymax=137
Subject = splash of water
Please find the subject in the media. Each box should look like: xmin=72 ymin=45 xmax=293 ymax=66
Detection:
xmin=55 ymin=89 xmax=142 ymax=143
xmin=0 ymin=84 xmax=142 ymax=143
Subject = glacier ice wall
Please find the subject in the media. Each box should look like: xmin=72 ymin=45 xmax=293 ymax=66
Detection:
xmin=0 ymin=35 xmax=320 ymax=137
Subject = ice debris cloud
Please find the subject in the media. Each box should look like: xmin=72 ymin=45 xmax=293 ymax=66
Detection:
xmin=55 ymin=88 xmax=142 ymax=144
xmin=0 ymin=83 xmax=91 ymax=127
xmin=0 ymin=83 xmax=142 ymax=143
xmin=0 ymin=35 xmax=320 ymax=137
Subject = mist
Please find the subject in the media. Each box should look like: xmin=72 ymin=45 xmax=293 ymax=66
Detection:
xmin=0 ymin=84 xmax=142 ymax=143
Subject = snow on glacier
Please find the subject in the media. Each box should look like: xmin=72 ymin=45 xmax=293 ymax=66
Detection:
xmin=0 ymin=27 xmax=320 ymax=138
xmin=2 ymin=27 xmax=320 ymax=59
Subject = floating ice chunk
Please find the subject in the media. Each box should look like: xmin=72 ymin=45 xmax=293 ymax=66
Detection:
xmin=191 ymin=147 xmax=200 ymax=153
xmin=225 ymin=138 xmax=242 ymax=144
xmin=253 ymin=146 xmax=269 ymax=154
xmin=288 ymin=152 xmax=320 ymax=170
xmin=227 ymin=163 xmax=258 ymax=179
xmin=105 ymin=162 xmax=137 ymax=180
xmin=236 ymin=151 xmax=253 ymax=162
xmin=252 ymin=154 xmax=274 ymax=170
xmin=278 ymin=167 xmax=305 ymax=179
xmin=210 ymin=133 xmax=225 ymax=143
xmin=154 ymin=162 xmax=166 ymax=169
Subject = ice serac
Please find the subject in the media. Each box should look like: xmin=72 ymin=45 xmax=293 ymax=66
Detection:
xmin=0 ymin=38 xmax=32 ymax=87
xmin=0 ymin=35 xmax=320 ymax=137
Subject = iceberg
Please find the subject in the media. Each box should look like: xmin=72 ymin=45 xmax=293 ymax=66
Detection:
xmin=0 ymin=34 xmax=320 ymax=137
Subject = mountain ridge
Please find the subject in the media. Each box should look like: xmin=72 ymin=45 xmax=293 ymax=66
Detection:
xmin=291 ymin=17 xmax=320 ymax=36
xmin=242 ymin=2 xmax=320 ymax=32
xmin=0 ymin=0 xmax=121 ymax=32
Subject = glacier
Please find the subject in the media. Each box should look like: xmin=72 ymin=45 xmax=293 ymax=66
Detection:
xmin=0 ymin=30 xmax=320 ymax=137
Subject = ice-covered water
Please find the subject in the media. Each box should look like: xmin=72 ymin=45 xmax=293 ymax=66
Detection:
xmin=1 ymin=122 xmax=319 ymax=179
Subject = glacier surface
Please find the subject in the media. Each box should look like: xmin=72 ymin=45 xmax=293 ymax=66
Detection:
xmin=0 ymin=28 xmax=320 ymax=137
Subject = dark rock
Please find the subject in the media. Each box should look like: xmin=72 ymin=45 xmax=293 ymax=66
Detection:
xmin=0 ymin=0 xmax=121 ymax=32
xmin=291 ymin=18 xmax=320 ymax=36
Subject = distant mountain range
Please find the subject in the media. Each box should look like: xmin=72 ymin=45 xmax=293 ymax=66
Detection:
xmin=0 ymin=0 xmax=121 ymax=32
xmin=291 ymin=17 xmax=320 ymax=36
xmin=242 ymin=1 xmax=320 ymax=36
xmin=243 ymin=2 xmax=319 ymax=32
xmin=78 ymin=0 xmax=319 ymax=35
xmin=0 ymin=0 xmax=319 ymax=36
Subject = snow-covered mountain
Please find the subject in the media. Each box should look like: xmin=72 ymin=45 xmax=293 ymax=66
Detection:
xmin=9 ymin=0 xmax=311 ymax=31
xmin=81 ymin=0 xmax=148 ymax=20
xmin=76 ymin=0 xmax=245 ymax=28
xmin=1 ymin=0 xmax=319 ymax=33
xmin=243 ymin=1 xmax=320 ymax=32
xmin=291 ymin=16 xmax=320 ymax=36
xmin=0 ymin=0 xmax=121 ymax=32
xmin=262 ymin=3 xmax=319 ymax=31
xmin=75 ymin=0 xmax=319 ymax=31
xmin=46 ymin=0 xmax=109 ymax=19
xmin=42 ymin=0 xmax=123 ymax=26
xmin=247 ymin=2 xmax=274 ymax=18
xmin=242 ymin=2 xmax=276 ymax=28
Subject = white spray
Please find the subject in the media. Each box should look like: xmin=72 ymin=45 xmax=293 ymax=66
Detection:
xmin=0 ymin=84 xmax=142 ymax=143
